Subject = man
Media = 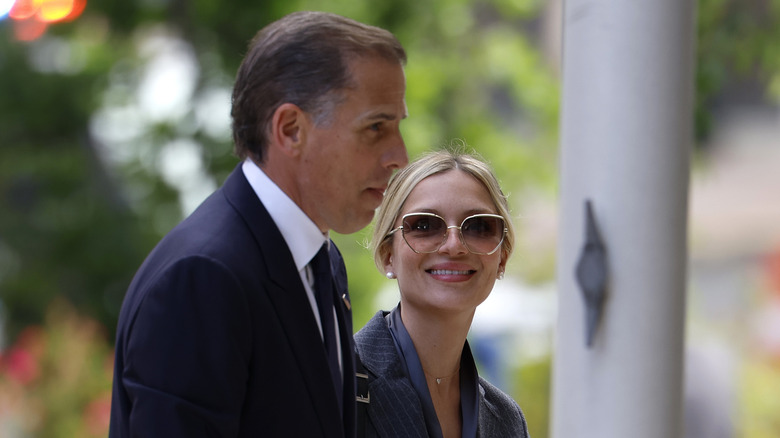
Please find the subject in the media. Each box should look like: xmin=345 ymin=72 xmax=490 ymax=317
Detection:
xmin=109 ymin=11 xmax=408 ymax=437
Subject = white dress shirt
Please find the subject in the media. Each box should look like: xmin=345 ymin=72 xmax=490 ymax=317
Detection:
xmin=241 ymin=159 xmax=342 ymax=369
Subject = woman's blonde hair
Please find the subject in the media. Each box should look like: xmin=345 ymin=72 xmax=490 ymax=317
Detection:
xmin=370 ymin=147 xmax=515 ymax=272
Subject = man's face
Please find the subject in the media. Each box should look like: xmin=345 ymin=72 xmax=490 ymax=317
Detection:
xmin=298 ymin=55 xmax=409 ymax=234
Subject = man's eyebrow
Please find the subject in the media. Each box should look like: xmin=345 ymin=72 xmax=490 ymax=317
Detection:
xmin=362 ymin=107 xmax=409 ymax=121
xmin=365 ymin=112 xmax=399 ymax=121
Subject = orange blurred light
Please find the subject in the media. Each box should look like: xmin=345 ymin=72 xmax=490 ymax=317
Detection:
xmin=9 ymin=0 xmax=40 ymax=20
xmin=37 ymin=0 xmax=74 ymax=23
xmin=13 ymin=15 xmax=48 ymax=41
xmin=60 ymin=0 xmax=84 ymax=22
xmin=9 ymin=0 xmax=85 ymax=24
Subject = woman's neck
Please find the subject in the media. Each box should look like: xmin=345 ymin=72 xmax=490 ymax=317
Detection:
xmin=399 ymin=303 xmax=474 ymax=378
xmin=399 ymin=303 xmax=471 ymax=438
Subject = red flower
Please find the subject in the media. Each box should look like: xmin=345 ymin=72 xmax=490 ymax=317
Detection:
xmin=0 ymin=326 xmax=46 ymax=385
xmin=2 ymin=347 xmax=40 ymax=385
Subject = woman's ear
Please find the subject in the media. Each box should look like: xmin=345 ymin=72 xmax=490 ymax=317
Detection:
xmin=498 ymin=249 xmax=508 ymax=278
xmin=269 ymin=103 xmax=308 ymax=157
xmin=380 ymin=246 xmax=394 ymax=276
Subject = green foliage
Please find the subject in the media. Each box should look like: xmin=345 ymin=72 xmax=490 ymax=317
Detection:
xmin=0 ymin=23 xmax=154 ymax=339
xmin=694 ymin=0 xmax=780 ymax=141
xmin=514 ymin=357 xmax=552 ymax=438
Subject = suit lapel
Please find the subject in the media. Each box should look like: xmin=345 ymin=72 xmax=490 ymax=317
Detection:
xmin=221 ymin=166 xmax=344 ymax=436
xmin=357 ymin=314 xmax=428 ymax=438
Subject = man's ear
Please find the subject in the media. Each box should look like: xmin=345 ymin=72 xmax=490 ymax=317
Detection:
xmin=269 ymin=103 xmax=308 ymax=157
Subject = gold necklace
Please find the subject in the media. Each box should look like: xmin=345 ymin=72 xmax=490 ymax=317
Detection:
xmin=423 ymin=366 xmax=460 ymax=385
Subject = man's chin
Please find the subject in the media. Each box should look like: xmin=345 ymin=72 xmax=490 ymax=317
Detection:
xmin=332 ymin=211 xmax=375 ymax=235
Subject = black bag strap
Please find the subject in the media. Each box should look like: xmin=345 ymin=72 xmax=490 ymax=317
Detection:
xmin=355 ymin=348 xmax=370 ymax=438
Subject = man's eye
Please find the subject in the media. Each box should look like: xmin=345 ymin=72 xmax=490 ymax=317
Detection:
xmin=369 ymin=122 xmax=381 ymax=131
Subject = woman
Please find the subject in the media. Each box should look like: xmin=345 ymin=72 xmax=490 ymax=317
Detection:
xmin=354 ymin=149 xmax=529 ymax=437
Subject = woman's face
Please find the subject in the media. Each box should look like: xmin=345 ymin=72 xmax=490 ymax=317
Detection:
xmin=383 ymin=169 xmax=507 ymax=316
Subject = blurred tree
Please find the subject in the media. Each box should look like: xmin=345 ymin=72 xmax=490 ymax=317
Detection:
xmin=695 ymin=0 xmax=780 ymax=141
xmin=0 ymin=19 xmax=157 ymax=340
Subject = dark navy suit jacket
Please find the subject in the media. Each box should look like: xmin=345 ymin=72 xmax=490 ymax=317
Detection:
xmin=354 ymin=311 xmax=529 ymax=438
xmin=109 ymin=165 xmax=356 ymax=437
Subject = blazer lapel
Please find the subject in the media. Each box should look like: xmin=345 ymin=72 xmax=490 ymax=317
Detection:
xmin=357 ymin=313 xmax=428 ymax=438
xmin=221 ymin=166 xmax=344 ymax=436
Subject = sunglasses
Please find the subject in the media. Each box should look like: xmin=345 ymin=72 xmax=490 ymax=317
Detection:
xmin=388 ymin=212 xmax=507 ymax=255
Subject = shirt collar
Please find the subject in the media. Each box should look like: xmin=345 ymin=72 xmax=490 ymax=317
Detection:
xmin=242 ymin=159 xmax=328 ymax=270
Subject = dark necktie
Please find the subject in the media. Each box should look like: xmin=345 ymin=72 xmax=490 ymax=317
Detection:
xmin=310 ymin=243 xmax=343 ymax=409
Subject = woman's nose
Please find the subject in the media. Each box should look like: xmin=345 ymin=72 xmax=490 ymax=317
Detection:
xmin=437 ymin=226 xmax=468 ymax=255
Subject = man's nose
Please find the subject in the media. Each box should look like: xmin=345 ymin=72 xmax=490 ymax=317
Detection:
xmin=384 ymin=131 xmax=408 ymax=171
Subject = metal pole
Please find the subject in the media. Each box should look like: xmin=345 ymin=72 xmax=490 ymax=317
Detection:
xmin=551 ymin=0 xmax=697 ymax=437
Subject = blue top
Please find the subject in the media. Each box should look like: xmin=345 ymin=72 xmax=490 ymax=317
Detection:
xmin=386 ymin=305 xmax=480 ymax=438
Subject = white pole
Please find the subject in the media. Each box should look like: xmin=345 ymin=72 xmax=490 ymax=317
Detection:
xmin=551 ymin=0 xmax=697 ymax=437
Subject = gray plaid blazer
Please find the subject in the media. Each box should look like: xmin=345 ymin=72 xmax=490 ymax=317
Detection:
xmin=354 ymin=311 xmax=530 ymax=438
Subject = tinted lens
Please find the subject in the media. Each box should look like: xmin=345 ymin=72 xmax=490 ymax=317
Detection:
xmin=402 ymin=214 xmax=446 ymax=252
xmin=461 ymin=215 xmax=505 ymax=254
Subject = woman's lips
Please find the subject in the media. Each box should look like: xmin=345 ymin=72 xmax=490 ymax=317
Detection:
xmin=426 ymin=263 xmax=476 ymax=281
xmin=427 ymin=269 xmax=475 ymax=276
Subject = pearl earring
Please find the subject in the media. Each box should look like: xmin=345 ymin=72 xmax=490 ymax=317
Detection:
xmin=386 ymin=272 xmax=396 ymax=279
xmin=497 ymin=270 xmax=504 ymax=280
